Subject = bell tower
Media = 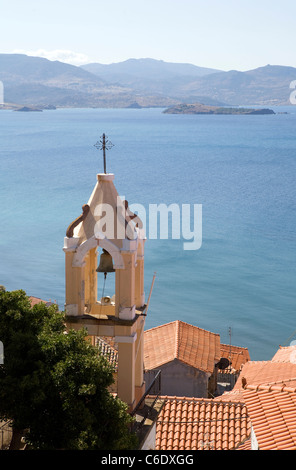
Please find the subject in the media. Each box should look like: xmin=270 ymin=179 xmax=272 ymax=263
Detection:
xmin=63 ymin=170 xmax=146 ymax=410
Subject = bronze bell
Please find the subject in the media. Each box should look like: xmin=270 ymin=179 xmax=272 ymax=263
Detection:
xmin=96 ymin=249 xmax=115 ymax=274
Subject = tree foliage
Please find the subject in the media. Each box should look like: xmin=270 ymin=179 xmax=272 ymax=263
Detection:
xmin=0 ymin=289 xmax=137 ymax=450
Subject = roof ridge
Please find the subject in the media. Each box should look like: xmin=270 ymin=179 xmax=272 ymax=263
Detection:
xmin=244 ymin=382 xmax=296 ymax=393
xmin=242 ymin=360 xmax=296 ymax=369
xmin=145 ymin=320 xmax=178 ymax=333
xmin=175 ymin=320 xmax=180 ymax=359
xmin=246 ymin=360 xmax=270 ymax=364
xmin=265 ymin=376 xmax=296 ymax=385
xmin=145 ymin=319 xmax=220 ymax=336
xmin=158 ymin=395 xmax=247 ymax=407
xmin=144 ymin=319 xmax=221 ymax=372
xmin=220 ymin=343 xmax=249 ymax=350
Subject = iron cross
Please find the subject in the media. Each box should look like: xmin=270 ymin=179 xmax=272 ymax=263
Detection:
xmin=94 ymin=133 xmax=114 ymax=174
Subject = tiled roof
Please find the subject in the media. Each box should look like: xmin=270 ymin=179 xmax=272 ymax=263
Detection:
xmin=97 ymin=337 xmax=118 ymax=370
xmin=155 ymin=396 xmax=251 ymax=450
xmin=144 ymin=320 xmax=220 ymax=373
xmin=236 ymin=437 xmax=252 ymax=450
xmin=29 ymin=296 xmax=47 ymax=306
xmin=233 ymin=361 xmax=296 ymax=391
xmin=28 ymin=296 xmax=56 ymax=307
xmin=271 ymin=345 xmax=296 ymax=364
xmin=243 ymin=384 xmax=296 ymax=450
xmin=213 ymin=389 xmax=245 ymax=403
xmin=219 ymin=343 xmax=250 ymax=372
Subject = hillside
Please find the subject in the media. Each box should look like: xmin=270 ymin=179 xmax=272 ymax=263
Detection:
xmin=0 ymin=54 xmax=178 ymax=108
xmin=82 ymin=58 xmax=220 ymax=79
xmin=81 ymin=58 xmax=225 ymax=105
xmin=82 ymin=59 xmax=295 ymax=105
xmin=176 ymin=65 xmax=296 ymax=105
xmin=0 ymin=53 xmax=106 ymax=86
xmin=0 ymin=54 xmax=295 ymax=108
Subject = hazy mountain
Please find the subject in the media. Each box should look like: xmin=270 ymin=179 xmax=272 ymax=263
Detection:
xmin=175 ymin=65 xmax=296 ymax=105
xmin=0 ymin=54 xmax=294 ymax=108
xmin=82 ymin=58 xmax=220 ymax=81
xmin=81 ymin=59 xmax=295 ymax=105
xmin=0 ymin=53 xmax=106 ymax=87
xmin=0 ymin=54 xmax=180 ymax=108
xmin=81 ymin=58 xmax=223 ymax=100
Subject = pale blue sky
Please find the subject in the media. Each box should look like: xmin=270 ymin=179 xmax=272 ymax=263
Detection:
xmin=1 ymin=0 xmax=295 ymax=70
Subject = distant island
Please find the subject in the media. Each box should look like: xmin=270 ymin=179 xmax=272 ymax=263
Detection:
xmin=163 ymin=103 xmax=275 ymax=115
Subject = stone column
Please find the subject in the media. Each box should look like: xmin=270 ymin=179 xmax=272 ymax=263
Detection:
xmin=115 ymin=252 xmax=136 ymax=320
xmin=134 ymin=317 xmax=146 ymax=406
xmin=115 ymin=333 xmax=137 ymax=409
xmin=135 ymin=255 xmax=145 ymax=308
xmin=84 ymin=247 xmax=97 ymax=312
xmin=65 ymin=250 xmax=85 ymax=316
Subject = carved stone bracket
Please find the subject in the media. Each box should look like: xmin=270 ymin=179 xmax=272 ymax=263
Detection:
xmin=66 ymin=204 xmax=90 ymax=238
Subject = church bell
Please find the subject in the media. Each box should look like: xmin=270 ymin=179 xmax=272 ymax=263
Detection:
xmin=96 ymin=249 xmax=115 ymax=274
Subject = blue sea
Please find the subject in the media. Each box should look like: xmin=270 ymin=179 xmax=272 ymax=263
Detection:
xmin=0 ymin=106 xmax=296 ymax=361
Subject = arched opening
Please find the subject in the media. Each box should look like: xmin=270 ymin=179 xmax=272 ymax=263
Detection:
xmin=71 ymin=235 xmax=125 ymax=317
xmin=96 ymin=247 xmax=116 ymax=308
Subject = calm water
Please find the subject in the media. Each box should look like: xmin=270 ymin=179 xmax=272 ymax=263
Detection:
xmin=0 ymin=106 xmax=296 ymax=360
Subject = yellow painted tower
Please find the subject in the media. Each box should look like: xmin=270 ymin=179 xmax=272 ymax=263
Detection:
xmin=63 ymin=163 xmax=147 ymax=410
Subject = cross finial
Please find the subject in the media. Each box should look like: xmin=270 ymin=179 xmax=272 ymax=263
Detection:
xmin=94 ymin=133 xmax=114 ymax=174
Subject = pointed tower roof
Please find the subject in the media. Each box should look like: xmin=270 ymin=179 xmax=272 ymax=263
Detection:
xmin=71 ymin=173 xmax=137 ymax=249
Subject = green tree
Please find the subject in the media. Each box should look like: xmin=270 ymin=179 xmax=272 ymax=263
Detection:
xmin=0 ymin=289 xmax=137 ymax=450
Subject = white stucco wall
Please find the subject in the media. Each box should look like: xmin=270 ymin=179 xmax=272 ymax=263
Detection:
xmin=140 ymin=422 xmax=156 ymax=450
xmin=251 ymin=426 xmax=259 ymax=450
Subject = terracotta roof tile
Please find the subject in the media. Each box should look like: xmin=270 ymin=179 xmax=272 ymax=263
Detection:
xmin=213 ymin=389 xmax=245 ymax=402
xmin=28 ymin=296 xmax=56 ymax=307
xmin=233 ymin=361 xmax=296 ymax=391
xmin=155 ymin=396 xmax=251 ymax=450
xmin=236 ymin=437 xmax=252 ymax=450
xmin=271 ymin=345 xmax=296 ymax=364
xmin=96 ymin=337 xmax=118 ymax=370
xmin=144 ymin=321 xmax=220 ymax=373
xmin=243 ymin=385 xmax=296 ymax=450
xmin=29 ymin=296 xmax=47 ymax=306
